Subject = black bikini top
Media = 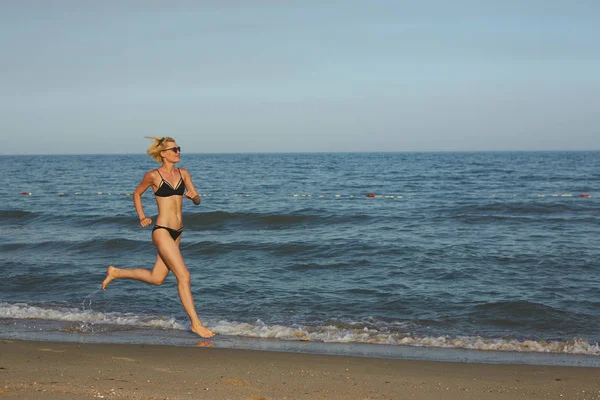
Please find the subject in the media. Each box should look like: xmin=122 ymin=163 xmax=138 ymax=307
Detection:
xmin=154 ymin=168 xmax=186 ymax=197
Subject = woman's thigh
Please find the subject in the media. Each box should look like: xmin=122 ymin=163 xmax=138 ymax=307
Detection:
xmin=151 ymin=253 xmax=170 ymax=282
xmin=152 ymin=230 xmax=189 ymax=280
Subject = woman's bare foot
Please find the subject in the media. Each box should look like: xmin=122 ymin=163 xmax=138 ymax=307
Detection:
xmin=101 ymin=266 xmax=118 ymax=290
xmin=191 ymin=323 xmax=216 ymax=338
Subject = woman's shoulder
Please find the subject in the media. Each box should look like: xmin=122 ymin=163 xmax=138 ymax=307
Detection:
xmin=179 ymin=167 xmax=191 ymax=176
xmin=145 ymin=168 xmax=160 ymax=176
xmin=143 ymin=169 xmax=160 ymax=181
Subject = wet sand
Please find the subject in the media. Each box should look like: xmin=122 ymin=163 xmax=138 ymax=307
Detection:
xmin=1 ymin=339 xmax=599 ymax=399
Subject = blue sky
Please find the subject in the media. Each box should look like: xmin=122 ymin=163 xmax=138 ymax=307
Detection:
xmin=1 ymin=1 xmax=599 ymax=154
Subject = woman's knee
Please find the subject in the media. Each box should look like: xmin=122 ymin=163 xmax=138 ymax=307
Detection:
xmin=150 ymin=271 xmax=168 ymax=286
xmin=152 ymin=277 xmax=166 ymax=286
xmin=175 ymin=269 xmax=191 ymax=285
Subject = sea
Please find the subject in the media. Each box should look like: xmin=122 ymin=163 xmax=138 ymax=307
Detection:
xmin=1 ymin=151 xmax=599 ymax=367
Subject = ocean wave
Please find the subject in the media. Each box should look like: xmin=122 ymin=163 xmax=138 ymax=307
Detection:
xmin=184 ymin=211 xmax=315 ymax=228
xmin=182 ymin=240 xmax=266 ymax=255
xmin=471 ymin=300 xmax=574 ymax=320
xmin=466 ymin=300 xmax=600 ymax=336
xmin=287 ymin=262 xmax=357 ymax=271
xmin=440 ymin=202 xmax=591 ymax=219
xmin=473 ymin=202 xmax=575 ymax=214
xmin=3 ymin=210 xmax=138 ymax=227
xmin=442 ymin=200 xmax=600 ymax=225
xmin=183 ymin=210 xmax=371 ymax=230
xmin=181 ymin=239 xmax=363 ymax=258
xmin=181 ymin=240 xmax=323 ymax=256
xmin=73 ymin=238 xmax=146 ymax=251
xmin=0 ymin=302 xmax=184 ymax=330
xmin=0 ymin=210 xmax=38 ymax=221
xmin=81 ymin=215 xmax=137 ymax=227
xmin=212 ymin=320 xmax=600 ymax=356
xmin=0 ymin=241 xmax=67 ymax=252
xmin=0 ymin=238 xmax=146 ymax=253
xmin=2 ymin=302 xmax=598 ymax=356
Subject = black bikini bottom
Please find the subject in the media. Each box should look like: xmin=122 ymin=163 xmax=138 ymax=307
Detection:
xmin=152 ymin=225 xmax=183 ymax=241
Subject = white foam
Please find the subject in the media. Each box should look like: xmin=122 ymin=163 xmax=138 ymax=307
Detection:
xmin=2 ymin=303 xmax=599 ymax=356
xmin=0 ymin=302 xmax=185 ymax=330
xmin=210 ymin=319 xmax=600 ymax=356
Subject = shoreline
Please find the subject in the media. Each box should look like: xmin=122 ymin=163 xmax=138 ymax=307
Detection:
xmin=2 ymin=339 xmax=600 ymax=400
xmin=2 ymin=319 xmax=600 ymax=369
xmin=1 ymin=316 xmax=599 ymax=369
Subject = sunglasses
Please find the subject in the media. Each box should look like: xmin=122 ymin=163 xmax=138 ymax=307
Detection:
xmin=165 ymin=147 xmax=181 ymax=153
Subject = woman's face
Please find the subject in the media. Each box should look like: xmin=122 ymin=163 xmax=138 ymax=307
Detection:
xmin=161 ymin=142 xmax=181 ymax=163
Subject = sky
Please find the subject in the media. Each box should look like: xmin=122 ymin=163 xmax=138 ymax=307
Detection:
xmin=1 ymin=1 xmax=599 ymax=154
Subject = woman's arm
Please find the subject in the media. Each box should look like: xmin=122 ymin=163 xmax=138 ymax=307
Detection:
xmin=133 ymin=171 xmax=155 ymax=226
xmin=181 ymin=168 xmax=201 ymax=206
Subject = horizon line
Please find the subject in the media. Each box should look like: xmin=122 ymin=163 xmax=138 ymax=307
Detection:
xmin=1 ymin=149 xmax=600 ymax=157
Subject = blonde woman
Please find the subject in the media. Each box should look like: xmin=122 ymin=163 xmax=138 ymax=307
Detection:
xmin=102 ymin=137 xmax=215 ymax=338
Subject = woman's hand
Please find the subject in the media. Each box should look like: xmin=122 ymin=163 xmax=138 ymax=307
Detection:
xmin=140 ymin=217 xmax=152 ymax=227
xmin=184 ymin=191 xmax=201 ymax=205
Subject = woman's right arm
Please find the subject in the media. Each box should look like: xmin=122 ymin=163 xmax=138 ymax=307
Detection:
xmin=133 ymin=171 xmax=155 ymax=227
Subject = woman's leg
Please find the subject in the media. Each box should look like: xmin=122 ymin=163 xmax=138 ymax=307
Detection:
xmin=152 ymin=229 xmax=215 ymax=338
xmin=102 ymin=254 xmax=170 ymax=290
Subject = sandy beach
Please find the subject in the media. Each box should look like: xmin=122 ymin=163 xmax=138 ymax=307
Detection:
xmin=1 ymin=339 xmax=599 ymax=400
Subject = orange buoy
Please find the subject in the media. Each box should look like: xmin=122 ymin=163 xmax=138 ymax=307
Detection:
xmin=580 ymin=193 xmax=591 ymax=198
xmin=366 ymin=193 xmax=376 ymax=198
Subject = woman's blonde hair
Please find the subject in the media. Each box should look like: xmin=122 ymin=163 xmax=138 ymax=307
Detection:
xmin=145 ymin=136 xmax=176 ymax=163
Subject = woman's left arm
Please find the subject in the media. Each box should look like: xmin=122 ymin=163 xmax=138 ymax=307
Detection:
xmin=181 ymin=168 xmax=201 ymax=205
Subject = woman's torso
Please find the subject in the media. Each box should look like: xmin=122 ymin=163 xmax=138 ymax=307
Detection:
xmin=151 ymin=168 xmax=185 ymax=228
